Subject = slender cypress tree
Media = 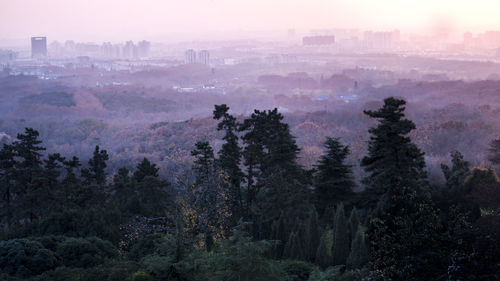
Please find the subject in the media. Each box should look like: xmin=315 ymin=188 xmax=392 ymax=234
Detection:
xmin=347 ymin=225 xmax=369 ymax=270
xmin=307 ymin=208 xmax=321 ymax=262
xmin=331 ymin=203 xmax=349 ymax=266
xmin=315 ymin=229 xmax=333 ymax=269
xmin=348 ymin=207 xmax=360 ymax=243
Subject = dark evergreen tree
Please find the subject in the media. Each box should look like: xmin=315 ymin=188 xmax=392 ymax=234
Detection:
xmin=441 ymin=150 xmax=470 ymax=189
xmin=331 ymin=203 xmax=349 ymax=265
xmin=0 ymin=144 xmax=16 ymax=226
xmin=61 ymin=156 xmax=82 ymax=208
xmin=283 ymin=231 xmax=304 ymax=260
xmin=133 ymin=157 xmax=159 ymax=182
xmin=347 ymin=225 xmax=369 ymax=270
xmin=314 ymin=137 xmax=355 ymax=217
xmin=307 ymin=208 xmax=321 ymax=262
xmin=190 ymin=141 xmax=230 ymax=250
xmin=239 ymin=109 xmax=310 ymax=233
xmin=213 ymin=104 xmax=244 ymax=222
xmin=361 ymin=97 xmax=427 ymax=207
xmin=348 ymin=207 xmax=360 ymax=243
xmin=315 ymin=229 xmax=333 ymax=269
xmin=81 ymin=145 xmax=109 ymax=186
xmin=368 ymin=186 xmax=447 ymax=280
xmin=191 ymin=141 xmax=215 ymax=185
xmin=12 ymin=128 xmax=46 ymax=221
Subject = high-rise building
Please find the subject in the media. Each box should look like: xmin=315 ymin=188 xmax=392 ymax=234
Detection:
xmin=122 ymin=41 xmax=135 ymax=59
xmin=137 ymin=40 xmax=151 ymax=58
xmin=198 ymin=50 xmax=210 ymax=65
xmin=31 ymin=37 xmax=47 ymax=58
xmin=185 ymin=49 xmax=196 ymax=64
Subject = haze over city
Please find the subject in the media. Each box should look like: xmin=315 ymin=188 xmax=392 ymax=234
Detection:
xmin=1 ymin=0 xmax=500 ymax=43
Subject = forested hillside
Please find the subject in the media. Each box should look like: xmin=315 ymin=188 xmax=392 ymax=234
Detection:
xmin=1 ymin=98 xmax=498 ymax=280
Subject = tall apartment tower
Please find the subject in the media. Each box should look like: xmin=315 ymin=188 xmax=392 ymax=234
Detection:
xmin=31 ymin=37 xmax=47 ymax=58
xmin=184 ymin=49 xmax=196 ymax=64
xmin=198 ymin=50 xmax=210 ymax=65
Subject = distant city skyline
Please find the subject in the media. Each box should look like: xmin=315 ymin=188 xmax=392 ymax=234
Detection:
xmin=1 ymin=0 xmax=500 ymax=45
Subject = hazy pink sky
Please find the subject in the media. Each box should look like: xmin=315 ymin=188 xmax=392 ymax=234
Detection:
xmin=1 ymin=0 xmax=500 ymax=43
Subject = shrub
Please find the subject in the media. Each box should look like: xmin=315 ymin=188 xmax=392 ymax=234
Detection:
xmin=0 ymin=239 xmax=57 ymax=278
xmin=56 ymin=237 xmax=118 ymax=268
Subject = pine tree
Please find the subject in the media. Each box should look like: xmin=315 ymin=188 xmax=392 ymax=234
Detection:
xmin=239 ymin=109 xmax=310 ymax=231
xmin=190 ymin=141 xmax=230 ymax=250
xmin=191 ymin=141 xmax=215 ymax=186
xmin=133 ymin=157 xmax=159 ymax=182
xmin=81 ymin=145 xmax=109 ymax=186
xmin=12 ymin=128 xmax=46 ymax=221
xmin=213 ymin=104 xmax=244 ymax=222
xmin=346 ymin=225 xmax=369 ymax=270
xmin=331 ymin=203 xmax=349 ymax=266
xmin=314 ymin=137 xmax=355 ymax=217
xmin=441 ymin=150 xmax=470 ymax=189
xmin=61 ymin=156 xmax=82 ymax=208
xmin=41 ymin=153 xmax=65 ymax=213
xmin=361 ymin=97 xmax=427 ymax=207
xmin=0 ymin=144 xmax=16 ymax=226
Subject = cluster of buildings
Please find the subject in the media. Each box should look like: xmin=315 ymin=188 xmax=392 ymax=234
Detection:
xmin=184 ymin=49 xmax=210 ymax=65
xmin=463 ymin=31 xmax=500 ymax=49
xmin=30 ymin=37 xmax=151 ymax=59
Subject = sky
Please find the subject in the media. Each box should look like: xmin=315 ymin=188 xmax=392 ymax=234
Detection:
xmin=1 ymin=0 xmax=500 ymax=43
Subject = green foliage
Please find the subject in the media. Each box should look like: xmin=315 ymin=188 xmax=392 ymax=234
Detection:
xmin=141 ymin=255 xmax=174 ymax=281
xmin=130 ymin=271 xmax=155 ymax=281
xmin=0 ymin=239 xmax=57 ymax=278
xmin=368 ymin=186 xmax=447 ymax=280
xmin=307 ymin=265 xmax=344 ymax=281
xmin=55 ymin=237 xmax=118 ymax=268
xmin=211 ymin=221 xmax=283 ymax=281
xmin=127 ymin=234 xmax=176 ymax=261
xmin=314 ymin=137 xmax=355 ymax=216
xmin=281 ymin=260 xmax=315 ymax=281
